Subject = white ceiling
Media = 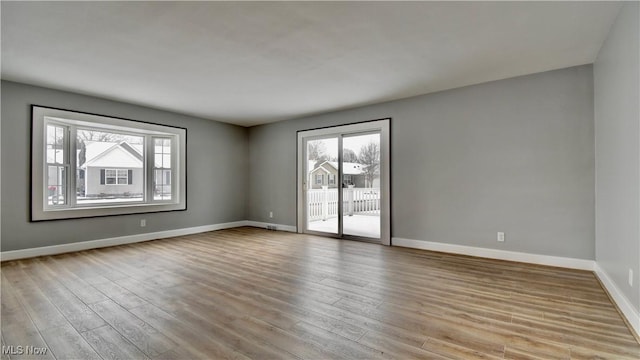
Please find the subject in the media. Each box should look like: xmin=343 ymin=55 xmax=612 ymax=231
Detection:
xmin=1 ymin=2 xmax=621 ymax=127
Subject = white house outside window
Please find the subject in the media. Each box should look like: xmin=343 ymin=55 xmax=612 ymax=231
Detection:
xmin=31 ymin=106 xmax=187 ymax=221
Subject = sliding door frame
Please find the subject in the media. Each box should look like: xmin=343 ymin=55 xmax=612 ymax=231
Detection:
xmin=296 ymin=118 xmax=391 ymax=245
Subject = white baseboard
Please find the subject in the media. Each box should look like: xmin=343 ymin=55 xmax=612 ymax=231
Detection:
xmin=593 ymin=263 xmax=640 ymax=338
xmin=392 ymin=237 xmax=595 ymax=271
xmin=0 ymin=220 xmax=248 ymax=262
xmin=245 ymin=221 xmax=297 ymax=233
xmin=0 ymin=220 xmax=298 ymax=262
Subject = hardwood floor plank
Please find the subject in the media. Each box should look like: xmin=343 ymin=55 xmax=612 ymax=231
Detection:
xmin=231 ymin=316 xmax=337 ymax=360
xmin=359 ymin=330 xmax=451 ymax=360
xmin=81 ymin=325 xmax=150 ymax=360
xmin=0 ymin=335 xmax=9 ymax=360
xmin=24 ymin=263 xmax=106 ymax=333
xmin=569 ymin=344 xmax=640 ymax=360
xmin=167 ymin=303 xmax=300 ymax=359
xmin=179 ymin=281 xmax=368 ymax=342
xmin=1 ymin=264 xmax=68 ymax=331
xmin=0 ymin=335 xmax=7 ymax=360
xmin=335 ymin=297 xmax=507 ymax=357
xmin=0 ymin=274 xmax=55 ymax=360
xmin=124 ymin=290 xmax=294 ymax=360
xmin=39 ymin=323 xmax=101 ymax=360
xmin=422 ymin=337 xmax=504 ymax=360
xmin=129 ymin=303 xmax=250 ymax=360
xmin=88 ymin=299 xmax=176 ymax=357
xmin=288 ymin=320 xmax=387 ymax=360
xmin=512 ymin=314 xmax=639 ymax=357
xmin=92 ymin=281 xmax=148 ymax=310
xmin=504 ymin=334 xmax=571 ymax=360
xmin=39 ymin=258 xmax=110 ymax=305
xmin=113 ymin=278 xmax=188 ymax=316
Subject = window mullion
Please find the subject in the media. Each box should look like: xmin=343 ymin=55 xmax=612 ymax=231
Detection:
xmin=171 ymin=137 xmax=177 ymax=202
xmin=42 ymin=120 xmax=50 ymax=210
xmin=146 ymin=135 xmax=154 ymax=203
xmin=68 ymin=126 xmax=77 ymax=207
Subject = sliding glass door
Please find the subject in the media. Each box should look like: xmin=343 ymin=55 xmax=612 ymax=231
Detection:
xmin=304 ymin=136 xmax=340 ymax=235
xmin=297 ymin=119 xmax=390 ymax=245
xmin=342 ymin=132 xmax=381 ymax=238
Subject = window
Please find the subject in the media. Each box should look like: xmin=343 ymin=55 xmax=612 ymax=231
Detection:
xmin=315 ymin=174 xmax=323 ymax=185
xmin=153 ymin=138 xmax=172 ymax=200
xmin=31 ymin=106 xmax=186 ymax=221
xmin=46 ymin=124 xmax=68 ymax=206
xmin=328 ymin=174 xmax=336 ymax=185
xmin=343 ymin=174 xmax=353 ymax=185
xmin=102 ymin=169 xmax=130 ymax=185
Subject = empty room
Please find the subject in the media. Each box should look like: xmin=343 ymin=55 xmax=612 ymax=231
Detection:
xmin=1 ymin=1 xmax=639 ymax=359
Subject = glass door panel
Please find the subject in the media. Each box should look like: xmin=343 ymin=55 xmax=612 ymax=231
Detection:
xmin=342 ymin=133 xmax=381 ymax=239
xmin=305 ymin=137 xmax=339 ymax=235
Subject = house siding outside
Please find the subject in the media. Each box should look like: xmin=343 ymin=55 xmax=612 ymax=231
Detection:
xmin=309 ymin=161 xmax=371 ymax=189
xmin=310 ymin=164 xmax=338 ymax=189
xmin=85 ymin=167 xmax=143 ymax=197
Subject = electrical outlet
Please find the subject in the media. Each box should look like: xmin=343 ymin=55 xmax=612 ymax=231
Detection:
xmin=269 ymin=211 xmax=273 ymax=218
xmin=629 ymin=269 xmax=633 ymax=287
xmin=140 ymin=219 xmax=146 ymax=227
xmin=497 ymin=232 xmax=505 ymax=242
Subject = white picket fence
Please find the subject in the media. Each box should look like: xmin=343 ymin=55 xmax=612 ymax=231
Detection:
xmin=308 ymin=187 xmax=380 ymax=221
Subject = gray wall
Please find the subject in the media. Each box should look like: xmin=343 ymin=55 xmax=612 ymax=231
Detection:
xmin=249 ymin=65 xmax=595 ymax=259
xmin=1 ymin=81 xmax=248 ymax=252
xmin=594 ymin=3 xmax=640 ymax=313
xmin=2 ymin=66 xmax=597 ymax=261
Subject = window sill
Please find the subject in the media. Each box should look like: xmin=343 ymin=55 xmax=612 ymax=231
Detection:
xmin=33 ymin=201 xmax=186 ymax=221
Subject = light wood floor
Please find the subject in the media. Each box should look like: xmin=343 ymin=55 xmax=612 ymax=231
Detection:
xmin=1 ymin=227 xmax=638 ymax=360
